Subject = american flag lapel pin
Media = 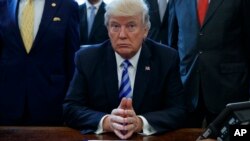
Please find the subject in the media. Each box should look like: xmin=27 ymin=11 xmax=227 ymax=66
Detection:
xmin=145 ymin=66 xmax=150 ymax=71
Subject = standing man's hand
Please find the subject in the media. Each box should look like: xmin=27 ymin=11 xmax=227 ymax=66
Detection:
xmin=103 ymin=98 xmax=143 ymax=139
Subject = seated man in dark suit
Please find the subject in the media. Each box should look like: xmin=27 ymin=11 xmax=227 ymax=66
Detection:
xmin=63 ymin=0 xmax=186 ymax=139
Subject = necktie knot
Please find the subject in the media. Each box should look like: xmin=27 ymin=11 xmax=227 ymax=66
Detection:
xmin=90 ymin=5 xmax=96 ymax=11
xmin=121 ymin=60 xmax=131 ymax=70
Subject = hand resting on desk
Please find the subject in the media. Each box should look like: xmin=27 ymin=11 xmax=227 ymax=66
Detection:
xmin=103 ymin=98 xmax=143 ymax=139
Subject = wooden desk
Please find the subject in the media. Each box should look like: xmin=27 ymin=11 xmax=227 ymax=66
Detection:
xmin=0 ymin=126 xmax=204 ymax=141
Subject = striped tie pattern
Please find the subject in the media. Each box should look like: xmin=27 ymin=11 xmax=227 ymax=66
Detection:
xmin=20 ymin=0 xmax=34 ymax=53
xmin=119 ymin=60 xmax=132 ymax=99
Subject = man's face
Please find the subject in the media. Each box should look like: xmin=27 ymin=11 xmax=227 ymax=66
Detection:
xmin=107 ymin=14 xmax=148 ymax=59
xmin=88 ymin=0 xmax=99 ymax=4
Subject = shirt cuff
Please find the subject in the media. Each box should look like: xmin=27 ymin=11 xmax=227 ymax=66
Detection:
xmin=94 ymin=115 xmax=108 ymax=134
xmin=95 ymin=115 xmax=156 ymax=135
xmin=138 ymin=115 xmax=157 ymax=135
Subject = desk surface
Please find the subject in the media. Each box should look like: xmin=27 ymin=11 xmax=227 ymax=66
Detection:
xmin=0 ymin=126 xmax=203 ymax=141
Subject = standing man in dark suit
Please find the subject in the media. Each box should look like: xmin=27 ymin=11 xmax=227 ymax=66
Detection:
xmin=145 ymin=0 xmax=169 ymax=45
xmin=79 ymin=0 xmax=109 ymax=45
xmin=63 ymin=0 xmax=186 ymax=139
xmin=168 ymin=0 xmax=250 ymax=127
xmin=0 ymin=0 xmax=79 ymax=125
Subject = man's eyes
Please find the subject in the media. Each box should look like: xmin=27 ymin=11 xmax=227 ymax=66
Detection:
xmin=109 ymin=23 xmax=138 ymax=32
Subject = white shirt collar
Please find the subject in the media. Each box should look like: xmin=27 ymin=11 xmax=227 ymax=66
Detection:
xmin=158 ymin=0 xmax=169 ymax=4
xmin=115 ymin=47 xmax=142 ymax=69
xmin=86 ymin=0 xmax=102 ymax=9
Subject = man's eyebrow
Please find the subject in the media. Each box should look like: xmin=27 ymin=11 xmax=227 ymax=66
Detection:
xmin=127 ymin=21 xmax=137 ymax=24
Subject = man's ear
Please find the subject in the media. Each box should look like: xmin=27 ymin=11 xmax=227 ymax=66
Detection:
xmin=143 ymin=28 xmax=149 ymax=39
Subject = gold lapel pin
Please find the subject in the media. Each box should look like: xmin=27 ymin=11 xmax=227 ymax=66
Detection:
xmin=145 ymin=66 xmax=150 ymax=71
xmin=51 ymin=3 xmax=56 ymax=7
xmin=53 ymin=17 xmax=61 ymax=22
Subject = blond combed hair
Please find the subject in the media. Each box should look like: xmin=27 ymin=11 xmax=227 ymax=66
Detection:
xmin=104 ymin=0 xmax=151 ymax=30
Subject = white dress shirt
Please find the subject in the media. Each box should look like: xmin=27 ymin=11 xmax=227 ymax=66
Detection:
xmin=158 ymin=0 xmax=169 ymax=5
xmin=158 ymin=0 xmax=169 ymax=21
xmin=95 ymin=47 xmax=156 ymax=135
xmin=18 ymin=0 xmax=45 ymax=40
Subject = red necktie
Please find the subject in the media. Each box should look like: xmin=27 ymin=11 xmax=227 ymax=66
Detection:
xmin=198 ymin=0 xmax=209 ymax=26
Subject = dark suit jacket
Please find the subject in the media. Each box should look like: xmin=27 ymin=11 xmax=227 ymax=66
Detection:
xmin=145 ymin=0 xmax=169 ymax=45
xmin=0 ymin=0 xmax=79 ymax=125
xmin=168 ymin=0 xmax=250 ymax=113
xmin=0 ymin=0 xmax=7 ymax=31
xmin=63 ymin=39 xmax=186 ymax=134
xmin=79 ymin=1 xmax=109 ymax=45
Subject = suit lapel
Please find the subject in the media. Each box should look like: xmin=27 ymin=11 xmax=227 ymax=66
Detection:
xmin=202 ymin=0 xmax=224 ymax=27
xmin=80 ymin=4 xmax=88 ymax=42
xmin=104 ymin=43 xmax=120 ymax=108
xmin=9 ymin=0 xmax=26 ymax=52
xmin=9 ymin=0 xmax=19 ymax=35
xmin=133 ymin=43 xmax=151 ymax=112
xmin=186 ymin=0 xmax=200 ymax=29
xmin=32 ymin=0 xmax=61 ymax=50
xmin=152 ymin=0 xmax=161 ymax=26
xmin=177 ymin=0 xmax=200 ymax=29
xmin=89 ymin=2 xmax=105 ymax=39
xmin=161 ymin=2 xmax=169 ymax=25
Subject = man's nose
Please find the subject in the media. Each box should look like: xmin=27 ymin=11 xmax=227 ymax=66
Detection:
xmin=118 ymin=26 xmax=127 ymax=39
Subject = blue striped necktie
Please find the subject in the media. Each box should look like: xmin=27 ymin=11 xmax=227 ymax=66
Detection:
xmin=119 ymin=60 xmax=132 ymax=99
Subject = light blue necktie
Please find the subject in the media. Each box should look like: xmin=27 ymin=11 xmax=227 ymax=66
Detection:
xmin=119 ymin=60 xmax=132 ymax=99
xmin=88 ymin=5 xmax=96 ymax=37
xmin=158 ymin=0 xmax=167 ymax=22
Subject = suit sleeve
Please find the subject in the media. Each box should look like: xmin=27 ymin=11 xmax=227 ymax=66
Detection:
xmin=63 ymin=50 xmax=106 ymax=134
xmin=142 ymin=50 xmax=187 ymax=134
